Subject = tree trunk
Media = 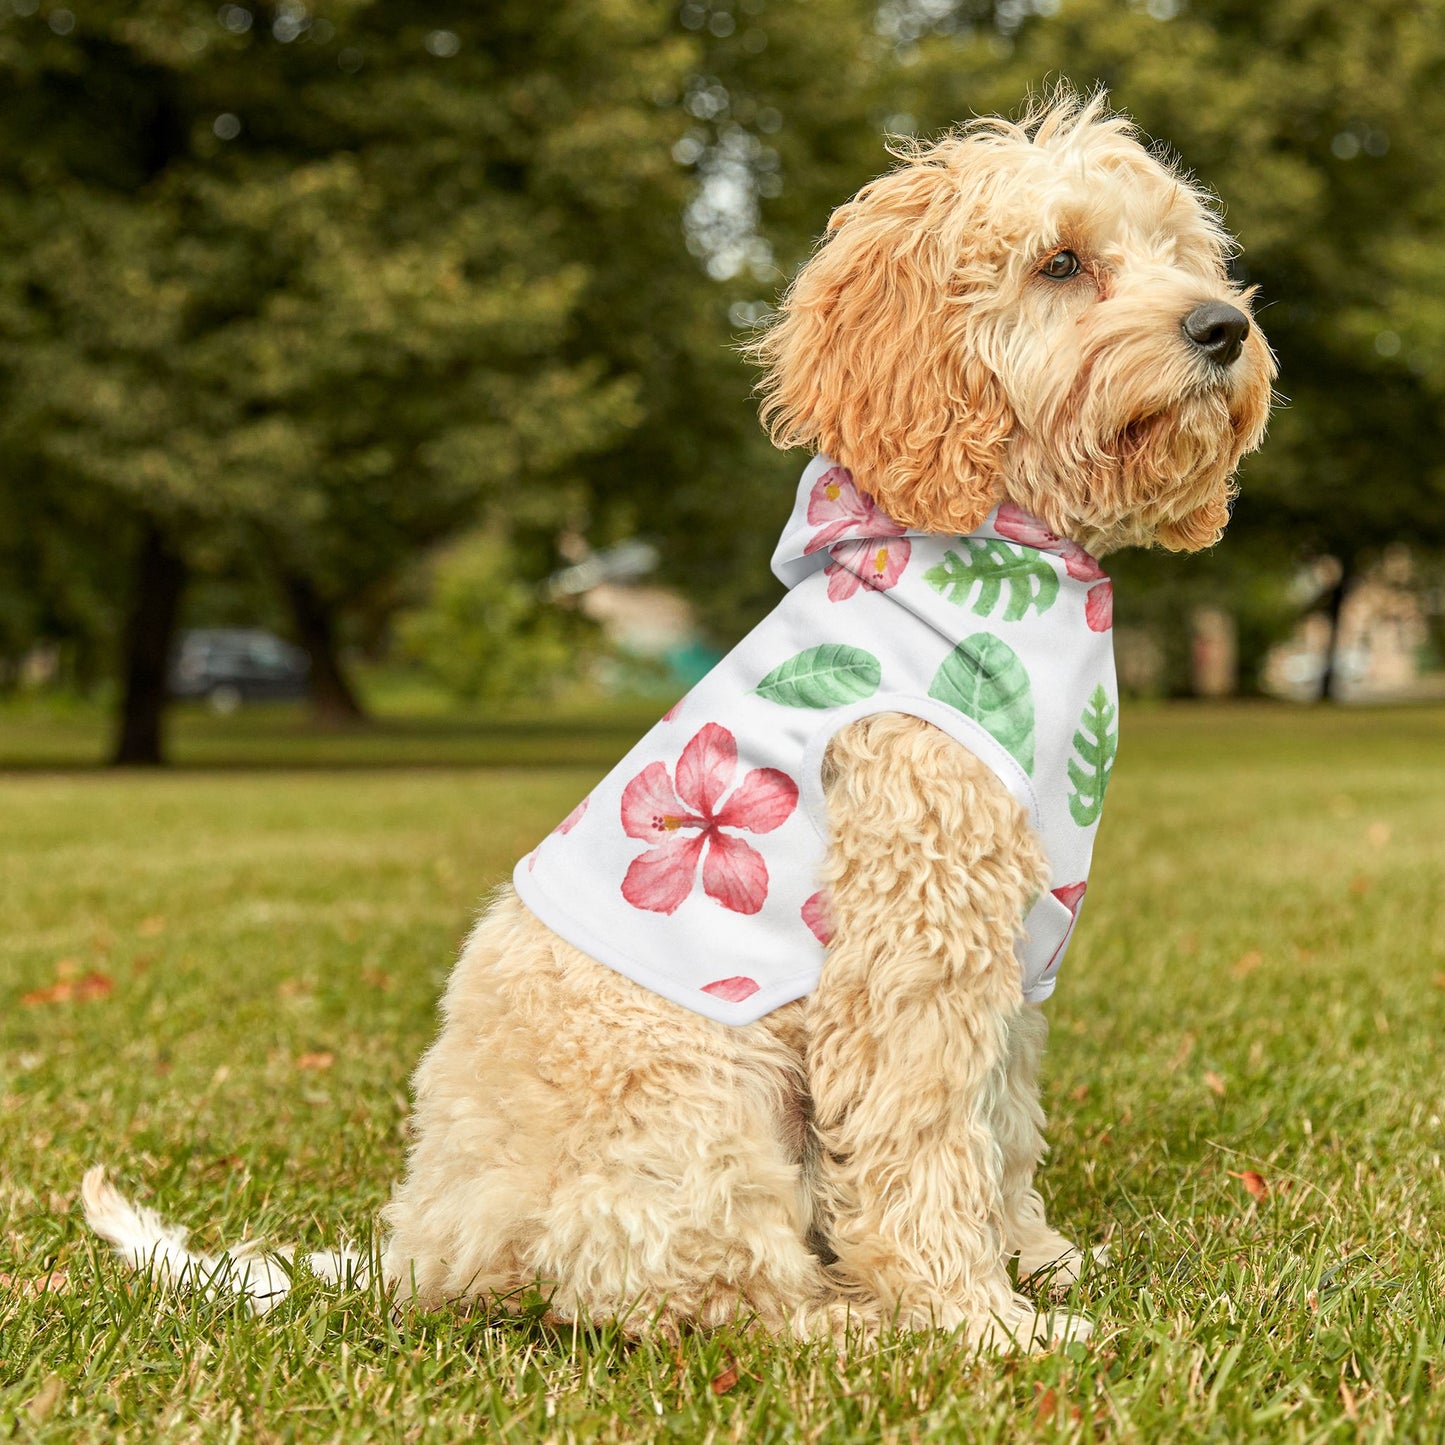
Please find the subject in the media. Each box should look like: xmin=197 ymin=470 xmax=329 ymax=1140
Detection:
xmin=1317 ymin=555 xmax=1355 ymax=703
xmin=281 ymin=571 xmax=366 ymax=725
xmin=112 ymin=524 xmax=187 ymax=766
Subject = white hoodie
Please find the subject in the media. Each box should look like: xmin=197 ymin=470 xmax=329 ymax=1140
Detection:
xmin=514 ymin=456 xmax=1119 ymax=1026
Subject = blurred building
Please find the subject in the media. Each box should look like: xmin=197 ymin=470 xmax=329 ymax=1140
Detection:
xmin=1263 ymin=548 xmax=1441 ymax=701
xmin=547 ymin=540 xmax=721 ymax=688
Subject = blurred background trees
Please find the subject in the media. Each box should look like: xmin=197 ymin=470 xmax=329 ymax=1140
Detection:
xmin=1 ymin=0 xmax=1442 ymax=762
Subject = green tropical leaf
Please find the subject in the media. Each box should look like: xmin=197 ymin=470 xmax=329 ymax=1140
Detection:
xmin=1067 ymin=684 xmax=1118 ymax=826
xmin=927 ymin=632 xmax=1035 ymax=772
xmin=754 ymin=644 xmax=882 ymax=709
xmin=923 ymin=540 xmax=1060 ymax=620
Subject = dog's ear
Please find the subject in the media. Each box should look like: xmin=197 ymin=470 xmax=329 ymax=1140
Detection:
xmin=749 ymin=147 xmax=1013 ymax=534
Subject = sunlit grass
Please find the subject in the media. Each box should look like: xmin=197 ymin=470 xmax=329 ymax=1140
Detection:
xmin=2 ymin=703 xmax=1443 ymax=1441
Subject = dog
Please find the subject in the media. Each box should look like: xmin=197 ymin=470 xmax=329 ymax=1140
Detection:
xmin=85 ymin=90 xmax=1273 ymax=1351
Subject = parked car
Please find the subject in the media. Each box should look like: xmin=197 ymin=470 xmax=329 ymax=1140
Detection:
xmin=169 ymin=629 xmax=310 ymax=712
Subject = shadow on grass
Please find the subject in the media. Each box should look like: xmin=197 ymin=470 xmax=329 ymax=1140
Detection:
xmin=0 ymin=700 xmax=668 ymax=774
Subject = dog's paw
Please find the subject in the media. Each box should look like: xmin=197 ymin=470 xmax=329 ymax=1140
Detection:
xmin=972 ymin=1295 xmax=1093 ymax=1353
xmin=1018 ymin=1240 xmax=1110 ymax=1293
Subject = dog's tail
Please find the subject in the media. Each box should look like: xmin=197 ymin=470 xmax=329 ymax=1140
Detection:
xmin=81 ymin=1165 xmax=368 ymax=1315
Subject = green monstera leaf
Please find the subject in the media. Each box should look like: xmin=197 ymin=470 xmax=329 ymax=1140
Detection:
xmin=923 ymin=540 xmax=1060 ymax=620
xmin=928 ymin=632 xmax=1035 ymax=773
xmin=755 ymin=644 xmax=882 ymax=709
xmin=1068 ymin=684 xmax=1118 ymax=825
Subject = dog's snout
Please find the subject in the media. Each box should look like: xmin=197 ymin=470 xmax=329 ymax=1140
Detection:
xmin=1182 ymin=302 xmax=1250 ymax=367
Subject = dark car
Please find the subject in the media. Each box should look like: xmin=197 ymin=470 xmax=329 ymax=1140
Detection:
xmin=170 ymin=629 xmax=311 ymax=712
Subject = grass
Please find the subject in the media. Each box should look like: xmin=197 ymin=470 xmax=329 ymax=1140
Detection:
xmin=2 ymin=700 xmax=1444 ymax=1442
xmin=0 ymin=684 xmax=667 ymax=771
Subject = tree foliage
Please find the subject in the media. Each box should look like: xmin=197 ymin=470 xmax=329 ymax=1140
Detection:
xmin=3 ymin=0 xmax=1443 ymax=743
xmin=0 ymin=1 xmax=707 ymax=752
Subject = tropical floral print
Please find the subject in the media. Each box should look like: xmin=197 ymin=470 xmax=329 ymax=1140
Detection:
xmin=824 ymin=537 xmax=912 ymax=601
xmin=1053 ymin=881 xmax=1087 ymax=913
xmin=803 ymin=466 xmax=906 ymax=554
xmin=801 ymin=890 xmax=833 ymax=945
xmin=519 ymin=460 xmax=1117 ymax=1020
xmin=526 ymin=794 xmax=590 ymax=872
xmin=993 ymin=502 xmax=1107 ymax=581
xmin=1084 ymin=580 xmax=1113 ymax=633
xmin=802 ymin=465 xmax=912 ymax=600
xmin=701 ymin=976 xmax=760 ymax=1003
xmin=619 ymin=722 xmax=798 ymax=916
xmin=993 ymin=502 xmax=1112 ymax=632
xmin=555 ymin=797 xmax=589 ymax=834
xmin=1043 ymin=882 xmax=1087 ymax=973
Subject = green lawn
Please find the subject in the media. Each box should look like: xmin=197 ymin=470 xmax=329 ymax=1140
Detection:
xmin=2 ymin=702 xmax=1444 ymax=1442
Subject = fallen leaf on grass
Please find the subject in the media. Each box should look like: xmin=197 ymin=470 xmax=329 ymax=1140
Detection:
xmin=1070 ymin=1084 xmax=1090 ymax=1103
xmin=21 ymin=972 xmax=114 ymax=1006
xmin=1204 ymin=1070 xmax=1227 ymax=1098
xmin=1349 ymin=875 xmax=1372 ymax=898
xmin=1167 ymin=1033 xmax=1196 ymax=1073
xmin=711 ymin=1358 xmax=740 ymax=1396
xmin=1365 ymin=822 xmax=1391 ymax=849
xmin=361 ymin=969 xmax=394 ymax=992
xmin=1228 ymin=1169 xmax=1269 ymax=1201
xmin=1034 ymin=1384 xmax=1086 ymax=1427
xmin=138 ymin=915 xmax=167 ymax=937
xmin=1433 ymin=974 xmax=1445 ymax=991
xmin=0 ymin=1268 xmax=70 ymax=1299
xmin=1232 ymin=950 xmax=1263 ymax=977
xmin=1034 ymin=1386 xmax=1058 ymax=1424
xmin=295 ymin=1052 xmax=334 ymax=1071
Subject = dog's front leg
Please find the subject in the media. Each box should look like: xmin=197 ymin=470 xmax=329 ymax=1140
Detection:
xmin=994 ymin=1005 xmax=1102 ymax=1290
xmin=806 ymin=713 xmax=1088 ymax=1349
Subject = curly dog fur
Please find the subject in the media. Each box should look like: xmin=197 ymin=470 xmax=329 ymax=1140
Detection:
xmin=85 ymin=89 xmax=1274 ymax=1351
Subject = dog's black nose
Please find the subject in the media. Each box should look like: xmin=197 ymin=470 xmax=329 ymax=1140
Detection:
xmin=1182 ymin=302 xmax=1250 ymax=367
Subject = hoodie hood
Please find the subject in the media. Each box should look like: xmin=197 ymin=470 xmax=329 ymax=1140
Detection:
xmin=771 ymin=455 xmax=1107 ymax=600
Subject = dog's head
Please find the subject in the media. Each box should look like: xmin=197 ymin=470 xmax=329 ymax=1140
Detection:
xmin=751 ymin=90 xmax=1275 ymax=554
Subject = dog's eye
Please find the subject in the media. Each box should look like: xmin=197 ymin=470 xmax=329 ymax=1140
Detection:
xmin=1040 ymin=250 xmax=1081 ymax=280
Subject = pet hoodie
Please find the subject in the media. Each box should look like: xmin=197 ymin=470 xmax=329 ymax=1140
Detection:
xmin=514 ymin=455 xmax=1119 ymax=1026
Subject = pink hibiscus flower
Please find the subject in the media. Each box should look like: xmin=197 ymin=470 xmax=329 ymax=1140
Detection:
xmin=801 ymin=890 xmax=834 ymax=945
xmin=1043 ymin=882 xmax=1087 ymax=973
xmin=994 ymin=502 xmax=1107 ymax=582
xmin=1084 ymin=580 xmax=1113 ymax=633
xmin=619 ymin=723 xmax=797 ymax=916
xmin=804 ymin=466 xmax=907 ymax=555
xmin=555 ymin=796 xmax=589 ymax=835
xmin=824 ymin=537 xmax=912 ymax=602
xmin=701 ymin=976 xmax=760 ymax=1003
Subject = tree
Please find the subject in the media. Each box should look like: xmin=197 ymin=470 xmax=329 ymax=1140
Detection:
xmin=0 ymin=1 xmax=696 ymax=759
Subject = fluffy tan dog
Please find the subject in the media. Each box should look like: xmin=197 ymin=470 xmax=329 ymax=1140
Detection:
xmin=86 ymin=92 xmax=1273 ymax=1351
xmin=376 ymin=92 xmax=1272 ymax=1347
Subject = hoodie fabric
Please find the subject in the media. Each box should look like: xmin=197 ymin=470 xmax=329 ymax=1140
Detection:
xmin=513 ymin=456 xmax=1119 ymax=1026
